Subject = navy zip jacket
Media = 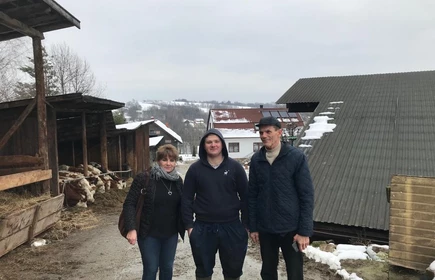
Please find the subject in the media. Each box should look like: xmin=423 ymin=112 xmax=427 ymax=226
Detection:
xmin=248 ymin=142 xmax=314 ymax=236
xmin=181 ymin=129 xmax=249 ymax=229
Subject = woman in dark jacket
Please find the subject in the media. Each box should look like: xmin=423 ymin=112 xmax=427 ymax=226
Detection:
xmin=123 ymin=144 xmax=184 ymax=280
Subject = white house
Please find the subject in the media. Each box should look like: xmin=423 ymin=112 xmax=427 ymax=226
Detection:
xmin=207 ymin=107 xmax=304 ymax=159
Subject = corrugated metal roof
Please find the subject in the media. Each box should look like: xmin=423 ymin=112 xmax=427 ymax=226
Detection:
xmin=276 ymin=70 xmax=435 ymax=231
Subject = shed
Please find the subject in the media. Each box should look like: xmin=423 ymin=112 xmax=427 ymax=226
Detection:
xmin=276 ymin=70 xmax=435 ymax=243
xmin=388 ymin=175 xmax=435 ymax=271
xmin=0 ymin=0 xmax=80 ymax=258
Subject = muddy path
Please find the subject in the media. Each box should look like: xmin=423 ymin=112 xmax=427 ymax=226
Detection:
xmin=0 ymin=211 xmax=337 ymax=280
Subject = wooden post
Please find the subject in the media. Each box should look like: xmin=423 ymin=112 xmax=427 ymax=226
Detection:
xmin=118 ymin=135 xmax=122 ymax=171
xmin=33 ymin=37 xmax=49 ymax=194
xmin=100 ymin=113 xmax=108 ymax=171
xmin=81 ymin=112 xmax=88 ymax=176
xmin=144 ymin=125 xmax=150 ymax=170
xmin=47 ymin=107 xmax=59 ymax=195
xmin=72 ymin=141 xmax=75 ymax=166
xmin=135 ymin=128 xmax=143 ymax=173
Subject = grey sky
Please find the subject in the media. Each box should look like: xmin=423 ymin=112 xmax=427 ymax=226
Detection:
xmin=44 ymin=0 xmax=435 ymax=104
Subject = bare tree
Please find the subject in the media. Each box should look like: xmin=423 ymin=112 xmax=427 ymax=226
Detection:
xmin=50 ymin=43 xmax=105 ymax=97
xmin=0 ymin=39 xmax=29 ymax=102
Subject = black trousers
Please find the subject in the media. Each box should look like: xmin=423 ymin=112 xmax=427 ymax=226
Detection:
xmin=259 ymin=231 xmax=303 ymax=280
xmin=190 ymin=220 xmax=248 ymax=278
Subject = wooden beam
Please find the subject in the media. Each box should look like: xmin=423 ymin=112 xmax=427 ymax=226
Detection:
xmin=0 ymin=155 xmax=43 ymax=168
xmin=118 ymin=135 xmax=122 ymax=171
xmin=47 ymin=107 xmax=59 ymax=195
xmin=33 ymin=37 xmax=50 ymax=193
xmin=0 ymin=11 xmax=44 ymax=39
xmin=41 ymin=0 xmax=81 ymax=29
xmin=0 ymin=169 xmax=52 ymax=191
xmin=0 ymin=98 xmax=36 ymax=151
xmin=81 ymin=112 xmax=88 ymax=176
xmin=144 ymin=125 xmax=150 ymax=170
xmin=0 ymin=166 xmax=41 ymax=176
xmin=100 ymin=113 xmax=108 ymax=171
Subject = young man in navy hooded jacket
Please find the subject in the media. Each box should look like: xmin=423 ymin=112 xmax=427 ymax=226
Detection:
xmin=181 ymin=128 xmax=249 ymax=280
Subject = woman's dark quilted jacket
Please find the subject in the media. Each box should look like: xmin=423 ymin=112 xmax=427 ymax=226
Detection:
xmin=248 ymin=143 xmax=314 ymax=236
xmin=122 ymin=172 xmax=185 ymax=240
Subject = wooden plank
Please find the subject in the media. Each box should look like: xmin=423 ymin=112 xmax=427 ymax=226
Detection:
xmin=0 ymin=207 xmax=35 ymax=240
xmin=0 ymin=155 xmax=43 ymax=168
xmin=33 ymin=211 xmax=61 ymax=237
xmin=100 ymin=113 xmax=108 ymax=171
xmin=391 ymin=183 xmax=435 ymax=195
xmin=42 ymin=0 xmax=81 ymax=29
xmin=389 ymin=232 xmax=435 ymax=247
xmin=0 ymin=99 xmax=36 ymax=151
xmin=0 ymin=11 xmax=44 ymax=39
xmin=82 ymin=112 xmax=88 ymax=176
xmin=390 ymin=241 xmax=435 ymax=257
xmin=0 ymin=165 xmax=41 ymax=176
xmin=390 ymin=192 xmax=435 ymax=204
xmin=389 ymin=250 xmax=435 ymax=266
xmin=390 ymin=209 xmax=435 ymax=222
xmin=391 ymin=175 xmax=435 ymax=187
xmin=389 ymin=224 xmax=435 ymax=240
xmin=390 ymin=200 xmax=435 ymax=212
xmin=0 ymin=169 xmax=52 ymax=191
xmin=0 ymin=225 xmax=29 ymax=258
xmin=389 ymin=258 xmax=428 ymax=272
xmin=390 ymin=216 xmax=435 ymax=231
xmin=36 ymin=194 xmax=64 ymax=220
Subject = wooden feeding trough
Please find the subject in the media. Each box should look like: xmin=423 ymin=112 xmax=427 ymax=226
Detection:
xmin=0 ymin=194 xmax=64 ymax=258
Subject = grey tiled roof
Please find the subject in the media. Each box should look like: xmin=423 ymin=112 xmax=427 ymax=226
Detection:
xmin=277 ymin=70 xmax=435 ymax=231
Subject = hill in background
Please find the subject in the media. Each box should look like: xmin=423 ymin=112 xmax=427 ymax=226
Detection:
xmin=115 ymin=99 xmax=283 ymax=154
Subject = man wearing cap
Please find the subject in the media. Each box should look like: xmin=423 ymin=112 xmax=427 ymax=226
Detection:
xmin=248 ymin=116 xmax=314 ymax=280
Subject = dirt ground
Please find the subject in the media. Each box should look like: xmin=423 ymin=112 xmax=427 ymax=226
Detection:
xmin=0 ymin=162 xmax=426 ymax=280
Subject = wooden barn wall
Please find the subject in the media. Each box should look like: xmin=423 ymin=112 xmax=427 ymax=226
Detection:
xmin=0 ymin=107 xmax=58 ymax=194
xmin=107 ymin=135 xmax=125 ymax=172
xmin=0 ymin=108 xmax=39 ymax=156
xmin=389 ymin=175 xmax=435 ymax=271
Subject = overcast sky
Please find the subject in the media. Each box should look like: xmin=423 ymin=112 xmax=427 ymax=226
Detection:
xmin=43 ymin=0 xmax=435 ymax=104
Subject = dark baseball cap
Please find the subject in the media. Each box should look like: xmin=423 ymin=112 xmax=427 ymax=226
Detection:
xmin=255 ymin=116 xmax=281 ymax=128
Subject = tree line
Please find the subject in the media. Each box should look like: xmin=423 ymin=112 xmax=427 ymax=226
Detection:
xmin=0 ymin=40 xmax=104 ymax=102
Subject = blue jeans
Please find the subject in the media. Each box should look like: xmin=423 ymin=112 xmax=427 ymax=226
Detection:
xmin=137 ymin=234 xmax=178 ymax=280
xmin=189 ymin=220 xmax=248 ymax=278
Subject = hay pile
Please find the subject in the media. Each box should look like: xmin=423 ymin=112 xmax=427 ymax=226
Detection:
xmin=0 ymin=192 xmax=50 ymax=218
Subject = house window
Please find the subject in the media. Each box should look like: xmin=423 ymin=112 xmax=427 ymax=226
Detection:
xmin=228 ymin=143 xmax=239 ymax=153
xmin=150 ymin=130 xmax=160 ymax=135
xmin=165 ymin=140 xmax=171 ymax=143
xmin=253 ymin=142 xmax=263 ymax=152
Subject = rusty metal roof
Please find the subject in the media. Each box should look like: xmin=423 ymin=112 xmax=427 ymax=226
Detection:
xmin=277 ymin=70 xmax=435 ymax=231
xmin=0 ymin=0 xmax=80 ymax=41
xmin=208 ymin=107 xmax=304 ymax=130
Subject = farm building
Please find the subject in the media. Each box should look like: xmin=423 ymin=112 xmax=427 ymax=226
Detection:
xmin=0 ymin=0 xmax=81 ymax=258
xmin=276 ymin=70 xmax=435 ymax=269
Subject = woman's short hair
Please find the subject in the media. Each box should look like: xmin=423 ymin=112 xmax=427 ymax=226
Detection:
xmin=156 ymin=144 xmax=179 ymax=161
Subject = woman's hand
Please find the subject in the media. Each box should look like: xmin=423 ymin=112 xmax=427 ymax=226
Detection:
xmin=187 ymin=228 xmax=193 ymax=237
xmin=126 ymin=230 xmax=137 ymax=245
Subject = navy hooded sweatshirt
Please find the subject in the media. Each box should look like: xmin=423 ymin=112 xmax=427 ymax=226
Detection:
xmin=181 ymin=128 xmax=249 ymax=229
